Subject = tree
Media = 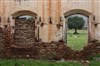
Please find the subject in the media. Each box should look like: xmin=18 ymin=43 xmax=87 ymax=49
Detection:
xmin=67 ymin=16 xmax=85 ymax=34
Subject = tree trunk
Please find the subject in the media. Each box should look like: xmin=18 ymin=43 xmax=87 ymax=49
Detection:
xmin=74 ymin=29 xmax=78 ymax=34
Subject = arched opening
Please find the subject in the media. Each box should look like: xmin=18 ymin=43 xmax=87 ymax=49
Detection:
xmin=12 ymin=10 xmax=37 ymax=18
xmin=66 ymin=14 xmax=88 ymax=50
xmin=11 ymin=10 xmax=37 ymax=47
xmin=64 ymin=9 xmax=95 ymax=50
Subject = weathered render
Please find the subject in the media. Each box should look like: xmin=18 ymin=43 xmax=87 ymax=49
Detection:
xmin=0 ymin=0 xmax=100 ymax=59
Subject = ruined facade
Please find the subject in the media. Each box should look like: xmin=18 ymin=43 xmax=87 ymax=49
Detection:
xmin=0 ymin=0 xmax=100 ymax=59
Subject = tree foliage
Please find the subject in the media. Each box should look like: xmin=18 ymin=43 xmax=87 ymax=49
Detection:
xmin=67 ymin=16 xmax=85 ymax=34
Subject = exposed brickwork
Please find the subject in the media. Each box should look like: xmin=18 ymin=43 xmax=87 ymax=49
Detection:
xmin=80 ymin=42 xmax=100 ymax=60
xmin=3 ymin=26 xmax=12 ymax=57
xmin=11 ymin=41 xmax=100 ymax=60
xmin=0 ymin=27 xmax=4 ymax=57
xmin=14 ymin=19 xmax=35 ymax=47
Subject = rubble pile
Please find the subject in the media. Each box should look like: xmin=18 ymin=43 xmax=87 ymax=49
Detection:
xmin=11 ymin=41 xmax=100 ymax=60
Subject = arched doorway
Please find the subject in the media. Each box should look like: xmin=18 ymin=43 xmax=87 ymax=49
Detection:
xmin=11 ymin=10 xmax=37 ymax=47
xmin=64 ymin=9 xmax=95 ymax=50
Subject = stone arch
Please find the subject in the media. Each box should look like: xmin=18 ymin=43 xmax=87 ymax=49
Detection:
xmin=11 ymin=10 xmax=38 ymax=47
xmin=64 ymin=9 xmax=95 ymax=44
xmin=64 ymin=9 xmax=91 ymax=17
xmin=11 ymin=10 xmax=37 ymax=18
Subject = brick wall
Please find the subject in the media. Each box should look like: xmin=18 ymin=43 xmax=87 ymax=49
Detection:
xmin=0 ymin=27 xmax=4 ymax=57
xmin=14 ymin=18 xmax=35 ymax=47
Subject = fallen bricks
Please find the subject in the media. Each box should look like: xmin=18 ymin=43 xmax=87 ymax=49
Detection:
xmin=10 ymin=41 xmax=100 ymax=60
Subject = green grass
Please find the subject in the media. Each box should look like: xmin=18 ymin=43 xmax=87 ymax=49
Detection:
xmin=0 ymin=59 xmax=82 ymax=66
xmin=0 ymin=59 xmax=99 ymax=66
xmin=67 ymin=29 xmax=88 ymax=50
xmin=89 ymin=61 xmax=100 ymax=66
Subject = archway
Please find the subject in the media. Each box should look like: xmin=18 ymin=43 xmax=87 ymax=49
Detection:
xmin=11 ymin=10 xmax=37 ymax=47
xmin=12 ymin=10 xmax=37 ymax=18
xmin=64 ymin=9 xmax=95 ymax=50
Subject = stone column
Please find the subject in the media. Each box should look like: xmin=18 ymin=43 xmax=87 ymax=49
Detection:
xmin=63 ymin=17 xmax=68 ymax=43
xmin=88 ymin=14 xmax=95 ymax=42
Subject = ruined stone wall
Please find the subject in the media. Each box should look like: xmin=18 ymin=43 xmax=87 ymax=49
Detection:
xmin=0 ymin=0 xmax=100 ymax=42
xmin=0 ymin=0 xmax=99 ymax=59
xmin=0 ymin=28 xmax=4 ymax=57
xmin=11 ymin=41 xmax=100 ymax=60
